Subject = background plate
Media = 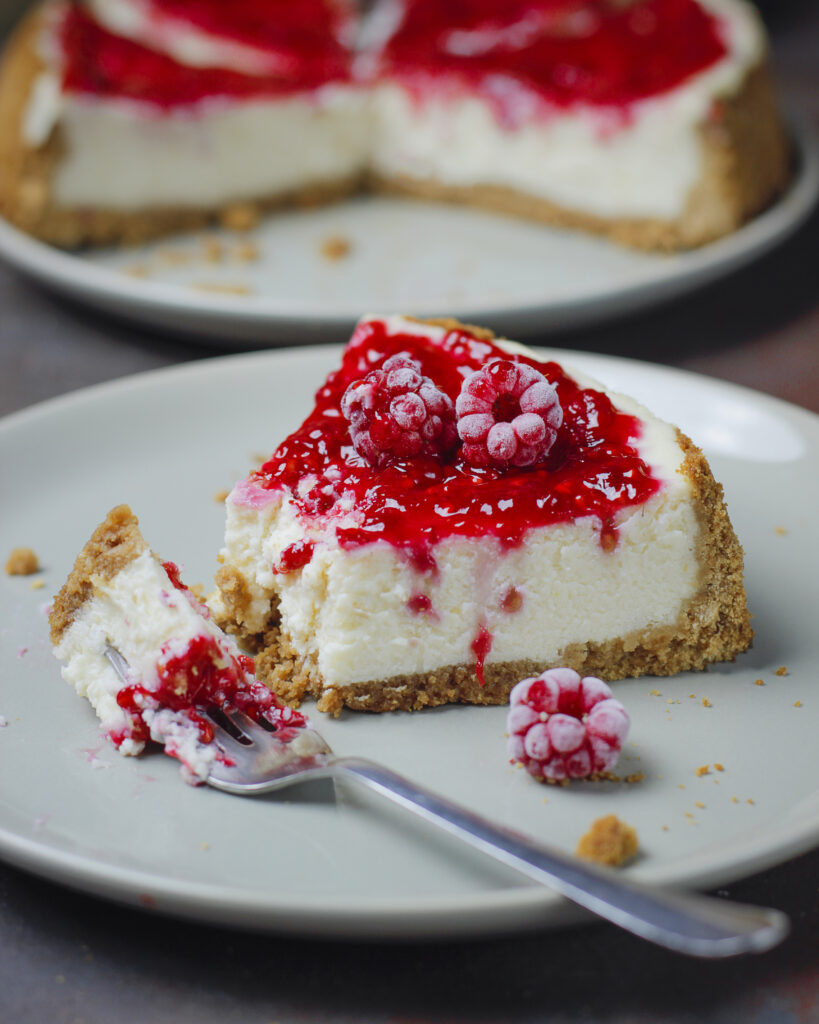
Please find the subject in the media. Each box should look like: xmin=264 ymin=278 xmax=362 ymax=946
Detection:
xmin=0 ymin=347 xmax=817 ymax=939
xmin=0 ymin=120 xmax=816 ymax=345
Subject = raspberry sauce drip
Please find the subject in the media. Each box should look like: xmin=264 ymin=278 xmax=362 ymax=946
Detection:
xmin=380 ymin=0 xmax=728 ymax=125
xmin=251 ymin=319 xmax=662 ymax=561
xmin=60 ymin=5 xmax=353 ymax=105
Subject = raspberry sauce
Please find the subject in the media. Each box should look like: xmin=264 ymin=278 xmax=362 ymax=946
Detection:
xmin=380 ymin=0 xmax=728 ymax=126
xmin=60 ymin=5 xmax=353 ymax=105
xmin=250 ymin=318 xmax=662 ymax=564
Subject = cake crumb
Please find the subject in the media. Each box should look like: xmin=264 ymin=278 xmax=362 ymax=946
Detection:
xmin=754 ymin=678 xmax=765 ymax=686
xmin=731 ymin=796 xmax=739 ymax=803
xmin=576 ymin=814 xmax=638 ymax=867
xmin=747 ymin=798 xmax=755 ymax=805
xmin=714 ymin=763 xmax=725 ymax=772
xmin=201 ymin=237 xmax=224 ymax=263
xmin=201 ymin=841 xmax=210 ymax=852
xmin=649 ymin=688 xmax=661 ymax=696
xmin=661 ymin=825 xmax=669 ymax=832
xmin=235 ymin=241 xmax=260 ymax=263
xmin=213 ymin=489 xmax=230 ymax=503
xmin=701 ymin=697 xmax=712 ymax=708
xmin=695 ymin=801 xmax=706 ymax=809
xmin=191 ymin=283 xmax=252 ymax=296
xmin=320 ymin=234 xmax=351 ymax=261
xmin=688 ymin=693 xmax=696 ymax=699
xmin=775 ymin=666 xmax=787 ymax=676
xmin=30 ymin=579 xmax=45 ymax=590
xmin=5 ymin=547 xmax=39 ymax=575
xmin=220 ymin=202 xmax=261 ymax=232
xmin=794 ymin=700 xmax=803 ymax=708
xmin=695 ymin=765 xmax=710 ymax=777
xmin=775 ymin=526 xmax=788 ymax=536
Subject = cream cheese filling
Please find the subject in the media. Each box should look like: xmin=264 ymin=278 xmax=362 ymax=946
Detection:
xmin=21 ymin=0 xmax=764 ymax=219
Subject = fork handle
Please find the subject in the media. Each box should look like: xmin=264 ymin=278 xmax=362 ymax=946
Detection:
xmin=333 ymin=757 xmax=788 ymax=957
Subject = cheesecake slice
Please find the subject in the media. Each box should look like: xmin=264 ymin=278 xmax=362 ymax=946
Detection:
xmin=213 ymin=315 xmax=753 ymax=715
xmin=49 ymin=505 xmax=306 ymax=781
xmin=0 ymin=0 xmax=789 ymax=250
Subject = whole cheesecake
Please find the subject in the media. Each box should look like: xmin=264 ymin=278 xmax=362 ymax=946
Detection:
xmin=0 ymin=0 xmax=789 ymax=249
xmin=212 ymin=315 xmax=753 ymax=715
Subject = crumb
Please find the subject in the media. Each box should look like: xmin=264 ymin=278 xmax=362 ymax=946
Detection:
xmin=701 ymin=697 xmax=712 ymax=708
xmin=649 ymin=688 xmax=661 ymax=696
xmin=747 ymin=798 xmax=755 ymax=805
xmin=623 ymin=772 xmax=644 ymax=784
xmin=30 ymin=579 xmax=45 ymax=590
xmin=219 ymin=202 xmax=260 ymax=232
xmin=576 ymin=814 xmax=638 ymax=867
xmin=125 ymin=265 xmax=150 ymax=278
xmin=775 ymin=666 xmax=787 ymax=677
xmin=714 ymin=763 xmax=725 ymax=772
xmin=678 ymin=784 xmax=686 ymax=790
xmin=201 ymin=841 xmax=210 ymax=852
xmin=754 ymin=679 xmax=765 ymax=686
xmin=731 ymin=796 xmax=739 ymax=803
xmin=775 ymin=526 xmax=788 ymax=536
xmin=213 ymin=489 xmax=230 ymax=503
xmin=696 ymin=765 xmax=710 ymax=777
xmin=684 ymin=812 xmax=695 ymax=820
xmin=191 ymin=283 xmax=252 ymax=296
xmin=320 ymin=234 xmax=351 ymax=261
xmin=794 ymin=700 xmax=803 ymax=708
xmin=688 ymin=693 xmax=696 ymax=699
xmin=157 ymin=247 xmax=191 ymax=267
xmin=201 ymin=237 xmax=224 ymax=263
xmin=235 ymin=241 xmax=260 ymax=263
xmin=695 ymin=801 xmax=705 ymax=809
xmin=661 ymin=825 xmax=669 ymax=832
xmin=5 ymin=547 xmax=39 ymax=575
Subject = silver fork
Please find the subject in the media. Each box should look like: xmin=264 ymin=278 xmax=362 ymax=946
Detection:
xmin=199 ymin=703 xmax=788 ymax=957
xmin=104 ymin=643 xmax=786 ymax=955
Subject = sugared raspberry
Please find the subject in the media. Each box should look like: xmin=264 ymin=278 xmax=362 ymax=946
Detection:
xmin=456 ymin=359 xmax=562 ymax=468
xmin=341 ymin=354 xmax=457 ymax=467
xmin=507 ymin=668 xmax=629 ymax=781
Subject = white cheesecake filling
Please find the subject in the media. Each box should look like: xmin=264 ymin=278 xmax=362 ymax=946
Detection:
xmin=41 ymin=87 xmax=370 ymax=210
xmin=54 ymin=550 xmax=229 ymax=778
xmin=369 ymin=0 xmax=764 ymax=220
xmin=21 ymin=0 xmax=763 ymax=220
xmin=217 ymin=323 xmax=700 ymax=691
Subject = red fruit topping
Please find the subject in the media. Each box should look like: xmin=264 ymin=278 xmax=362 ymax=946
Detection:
xmin=274 ymin=539 xmax=316 ymax=573
xmin=341 ymin=353 xmax=457 ymax=467
xmin=471 ymin=624 xmax=493 ymax=687
xmin=507 ymin=668 xmax=629 ymax=781
xmin=456 ymin=359 xmax=562 ymax=468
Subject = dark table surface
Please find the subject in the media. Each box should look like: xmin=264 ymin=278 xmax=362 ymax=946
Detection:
xmin=1 ymin=5 xmax=818 ymax=1022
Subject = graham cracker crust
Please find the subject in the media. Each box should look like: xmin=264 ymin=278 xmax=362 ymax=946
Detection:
xmin=214 ymin=427 xmax=753 ymax=717
xmin=49 ymin=505 xmax=146 ymax=645
xmin=0 ymin=5 xmax=789 ymax=251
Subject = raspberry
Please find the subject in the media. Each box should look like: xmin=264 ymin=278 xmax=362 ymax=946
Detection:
xmin=456 ymin=359 xmax=562 ymax=468
xmin=341 ymin=353 xmax=457 ymax=467
xmin=506 ymin=668 xmax=629 ymax=781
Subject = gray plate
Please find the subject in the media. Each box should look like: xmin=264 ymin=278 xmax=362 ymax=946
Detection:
xmin=0 ymin=347 xmax=817 ymax=938
xmin=0 ymin=119 xmax=816 ymax=345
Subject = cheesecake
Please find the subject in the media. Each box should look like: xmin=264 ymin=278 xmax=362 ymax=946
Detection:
xmin=49 ymin=504 xmax=307 ymax=782
xmin=0 ymin=0 xmax=789 ymax=250
xmin=212 ymin=314 xmax=753 ymax=715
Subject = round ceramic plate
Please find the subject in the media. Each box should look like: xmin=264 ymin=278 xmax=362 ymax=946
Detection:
xmin=0 ymin=348 xmax=817 ymax=939
xmin=0 ymin=120 xmax=816 ymax=345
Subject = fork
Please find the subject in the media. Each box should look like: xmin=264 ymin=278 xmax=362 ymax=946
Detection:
xmin=197 ymin=702 xmax=788 ymax=957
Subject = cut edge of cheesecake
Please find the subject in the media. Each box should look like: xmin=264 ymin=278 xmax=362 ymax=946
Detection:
xmin=212 ymin=317 xmax=753 ymax=717
xmin=0 ymin=4 xmax=790 ymax=251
